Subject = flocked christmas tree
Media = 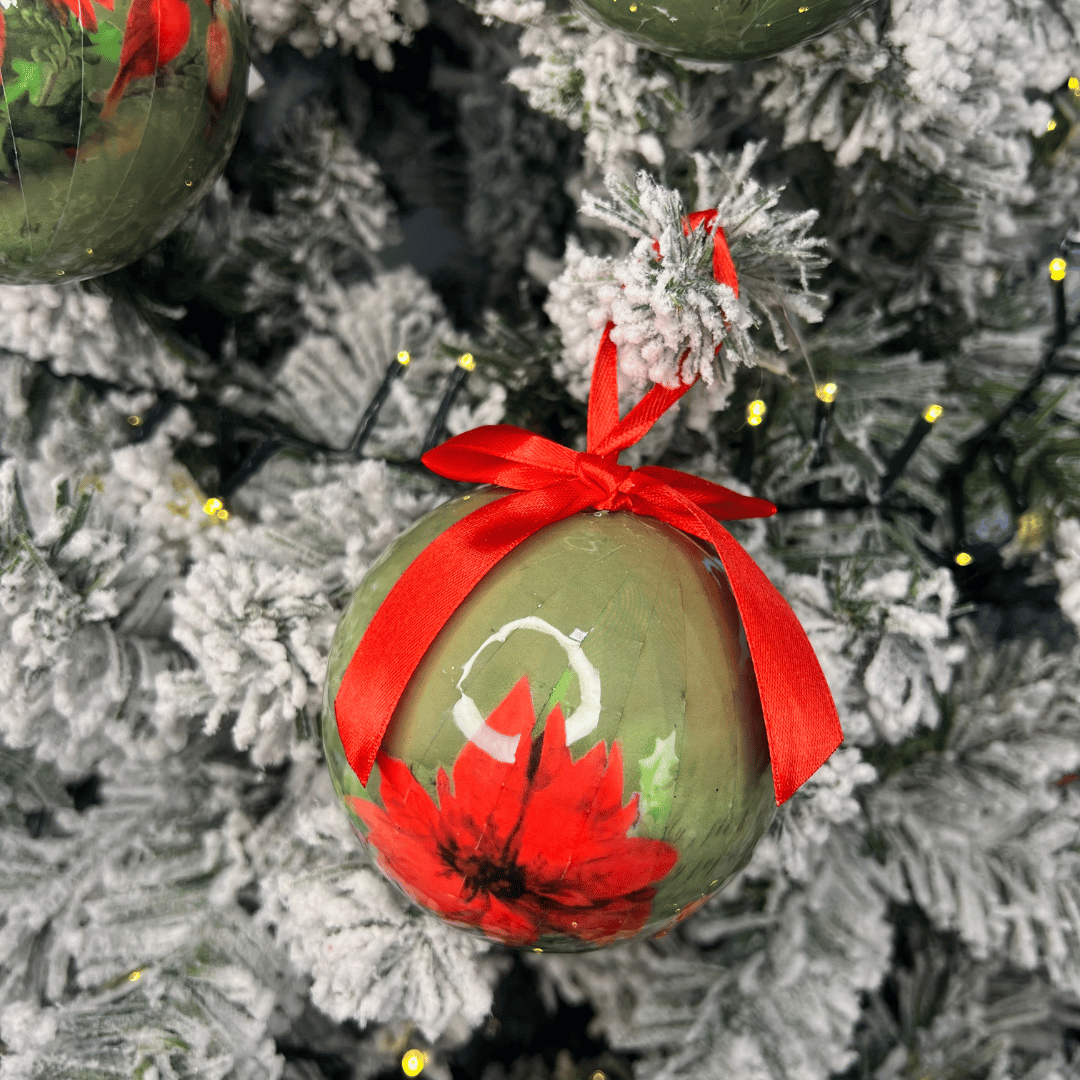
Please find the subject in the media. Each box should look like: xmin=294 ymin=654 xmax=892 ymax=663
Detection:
xmin=2 ymin=0 xmax=1080 ymax=1076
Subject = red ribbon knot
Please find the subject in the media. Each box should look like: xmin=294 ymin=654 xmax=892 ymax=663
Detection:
xmin=335 ymin=211 xmax=843 ymax=805
xmin=574 ymin=453 xmax=634 ymax=509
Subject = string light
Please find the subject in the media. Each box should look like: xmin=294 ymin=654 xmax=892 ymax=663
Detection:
xmin=1047 ymin=119 xmax=1058 ymax=132
xmin=1071 ymin=76 xmax=1080 ymax=93
xmin=397 ymin=351 xmax=411 ymax=365
xmin=401 ymin=1049 xmax=427 ymax=1076
xmin=590 ymin=1072 xmax=608 ymax=1080
xmin=457 ymin=352 xmax=476 ymax=371
xmin=954 ymin=551 xmax=973 ymax=567
xmin=1017 ymin=511 xmax=1046 ymax=549
xmin=203 ymin=499 xmax=231 ymax=521
xmin=881 ymin=402 xmax=944 ymax=495
xmin=1050 ymin=257 xmax=1067 ymax=281
xmin=746 ymin=399 xmax=767 ymax=426
xmin=127 ymin=415 xmax=142 ymax=426
xmin=128 ymin=970 xmax=143 ymax=982
xmin=815 ymin=382 xmax=837 ymax=404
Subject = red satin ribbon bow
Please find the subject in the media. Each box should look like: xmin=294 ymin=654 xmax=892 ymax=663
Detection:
xmin=336 ymin=211 xmax=842 ymax=805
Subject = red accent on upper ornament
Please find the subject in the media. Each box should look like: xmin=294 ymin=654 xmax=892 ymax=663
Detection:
xmin=334 ymin=211 xmax=844 ymax=805
xmin=100 ymin=0 xmax=192 ymax=121
xmin=203 ymin=12 xmax=233 ymax=129
xmin=350 ymin=678 xmax=679 ymax=946
xmin=48 ymin=0 xmax=111 ymax=34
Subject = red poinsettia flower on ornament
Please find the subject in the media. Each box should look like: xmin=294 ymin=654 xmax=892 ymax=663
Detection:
xmin=350 ymin=678 xmax=678 ymax=947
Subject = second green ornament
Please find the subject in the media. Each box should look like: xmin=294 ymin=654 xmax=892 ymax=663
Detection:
xmin=573 ymin=0 xmax=875 ymax=62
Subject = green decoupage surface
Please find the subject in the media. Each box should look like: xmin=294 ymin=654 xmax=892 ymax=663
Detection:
xmin=572 ymin=0 xmax=874 ymax=62
xmin=0 ymin=0 xmax=247 ymax=282
xmin=324 ymin=489 xmax=776 ymax=951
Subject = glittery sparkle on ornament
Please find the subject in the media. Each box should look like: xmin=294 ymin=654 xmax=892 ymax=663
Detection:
xmin=0 ymin=0 xmax=248 ymax=282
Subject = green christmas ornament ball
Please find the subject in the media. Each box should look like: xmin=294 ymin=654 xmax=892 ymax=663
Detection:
xmin=573 ymin=0 xmax=875 ymax=62
xmin=0 ymin=0 xmax=248 ymax=283
xmin=324 ymin=488 xmax=776 ymax=952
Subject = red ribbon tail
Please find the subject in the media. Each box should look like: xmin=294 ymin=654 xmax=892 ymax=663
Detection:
xmin=711 ymin=526 xmax=842 ymax=803
xmin=653 ymin=497 xmax=841 ymax=804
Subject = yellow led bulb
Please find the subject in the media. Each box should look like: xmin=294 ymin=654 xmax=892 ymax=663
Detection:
xmin=402 ymin=1049 xmax=427 ymax=1076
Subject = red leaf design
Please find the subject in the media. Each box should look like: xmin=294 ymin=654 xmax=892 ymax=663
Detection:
xmin=350 ymin=678 xmax=678 ymax=946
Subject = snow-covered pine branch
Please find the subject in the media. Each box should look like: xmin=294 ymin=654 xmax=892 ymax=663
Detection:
xmin=251 ymin=756 xmax=503 ymax=1043
xmin=754 ymin=0 xmax=1080 ymax=316
xmin=247 ymin=0 xmax=427 ymax=68
xmin=475 ymin=0 xmax=680 ymax=172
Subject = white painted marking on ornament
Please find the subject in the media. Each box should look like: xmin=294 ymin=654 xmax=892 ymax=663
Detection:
xmin=452 ymin=616 xmax=602 ymax=761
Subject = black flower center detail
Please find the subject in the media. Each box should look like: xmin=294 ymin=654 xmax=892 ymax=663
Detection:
xmin=451 ymin=849 xmax=528 ymax=902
